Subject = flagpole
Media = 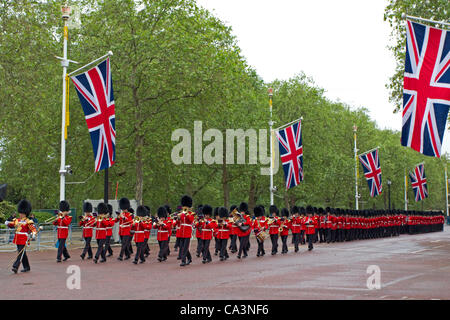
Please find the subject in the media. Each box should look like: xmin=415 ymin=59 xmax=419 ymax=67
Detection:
xmin=68 ymin=51 xmax=113 ymax=77
xmin=445 ymin=166 xmax=448 ymax=217
xmin=104 ymin=168 xmax=109 ymax=204
xmin=404 ymin=14 xmax=450 ymax=28
xmin=404 ymin=169 xmax=408 ymax=211
xmin=269 ymin=88 xmax=274 ymax=206
xmin=353 ymin=125 xmax=359 ymax=210
xmin=59 ymin=5 xmax=71 ymax=202
xmin=357 ymin=146 xmax=380 ymax=158
xmin=273 ymin=116 xmax=303 ymax=132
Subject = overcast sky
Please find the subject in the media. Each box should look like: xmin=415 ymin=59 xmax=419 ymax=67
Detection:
xmin=196 ymin=0 xmax=450 ymax=156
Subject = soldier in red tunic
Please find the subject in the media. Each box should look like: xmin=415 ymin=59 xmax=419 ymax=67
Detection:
xmin=199 ymin=205 xmax=217 ymax=264
xmin=104 ymin=204 xmax=114 ymax=257
xmin=268 ymin=205 xmax=281 ymax=255
xmin=252 ymin=205 xmax=268 ymax=257
xmin=93 ymin=203 xmax=109 ymax=263
xmin=228 ymin=204 xmax=239 ymax=253
xmin=194 ymin=205 xmax=204 ymax=258
xmin=305 ymin=205 xmax=317 ymax=251
xmin=236 ymin=202 xmax=252 ymax=259
xmin=290 ymin=206 xmax=301 ymax=252
xmin=5 ymin=199 xmax=38 ymax=273
xmin=178 ymin=195 xmax=195 ymax=267
xmin=116 ymin=197 xmax=133 ymax=261
xmin=53 ymin=200 xmax=72 ymax=263
xmin=131 ymin=205 xmax=148 ymax=264
xmin=216 ymin=207 xmax=231 ymax=261
xmin=143 ymin=205 xmax=151 ymax=258
xmin=79 ymin=202 xmax=95 ymax=260
xmin=155 ymin=206 xmax=172 ymax=262
xmin=279 ymin=208 xmax=291 ymax=254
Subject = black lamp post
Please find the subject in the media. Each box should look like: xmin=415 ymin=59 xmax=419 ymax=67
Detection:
xmin=387 ymin=180 xmax=392 ymax=210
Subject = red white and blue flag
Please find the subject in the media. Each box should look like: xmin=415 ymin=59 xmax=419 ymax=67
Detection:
xmin=409 ymin=163 xmax=428 ymax=202
xmin=71 ymin=58 xmax=116 ymax=172
xmin=401 ymin=20 xmax=450 ymax=158
xmin=358 ymin=148 xmax=382 ymax=197
xmin=276 ymin=120 xmax=303 ymax=190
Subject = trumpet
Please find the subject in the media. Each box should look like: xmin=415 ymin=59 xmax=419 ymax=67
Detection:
xmin=44 ymin=212 xmax=64 ymax=224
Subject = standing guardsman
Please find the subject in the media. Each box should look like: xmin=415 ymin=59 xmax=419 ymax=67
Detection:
xmin=178 ymin=195 xmax=195 ymax=267
xmin=93 ymin=203 xmax=109 ymax=263
xmin=53 ymin=200 xmax=72 ymax=263
xmin=6 ymin=199 xmax=38 ymax=273
xmin=116 ymin=197 xmax=133 ymax=261
xmin=252 ymin=205 xmax=267 ymax=257
xmin=199 ymin=205 xmax=217 ymax=264
xmin=79 ymin=201 xmax=95 ymax=260
xmin=131 ymin=205 xmax=148 ymax=264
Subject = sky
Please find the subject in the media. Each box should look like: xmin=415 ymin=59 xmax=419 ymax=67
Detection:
xmin=196 ymin=0 xmax=450 ymax=155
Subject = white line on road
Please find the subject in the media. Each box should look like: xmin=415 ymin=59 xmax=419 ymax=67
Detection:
xmin=382 ymin=273 xmax=425 ymax=288
xmin=410 ymin=249 xmax=429 ymax=254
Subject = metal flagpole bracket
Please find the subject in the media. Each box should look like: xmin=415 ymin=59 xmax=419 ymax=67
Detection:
xmin=357 ymin=146 xmax=381 ymax=157
xmin=68 ymin=51 xmax=114 ymax=77
xmin=274 ymin=116 xmax=303 ymax=132
xmin=403 ymin=13 xmax=450 ymax=28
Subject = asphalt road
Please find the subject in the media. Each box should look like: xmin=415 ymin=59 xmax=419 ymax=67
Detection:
xmin=0 ymin=227 xmax=449 ymax=300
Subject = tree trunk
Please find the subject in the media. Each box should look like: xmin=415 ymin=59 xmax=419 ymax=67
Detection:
xmin=135 ymin=132 xmax=144 ymax=205
xmin=222 ymin=162 xmax=229 ymax=208
xmin=248 ymin=175 xmax=256 ymax=213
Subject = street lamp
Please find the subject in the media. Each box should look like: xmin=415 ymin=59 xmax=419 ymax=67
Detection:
xmin=387 ymin=180 xmax=392 ymax=210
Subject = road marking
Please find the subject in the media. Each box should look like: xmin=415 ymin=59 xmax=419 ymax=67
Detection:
xmin=401 ymin=296 xmax=409 ymax=299
xmin=430 ymin=240 xmax=441 ymax=243
xmin=432 ymin=245 xmax=444 ymax=249
xmin=382 ymin=273 xmax=424 ymax=288
xmin=410 ymin=249 xmax=429 ymax=254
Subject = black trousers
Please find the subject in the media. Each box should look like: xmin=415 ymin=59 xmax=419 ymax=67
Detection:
xmin=134 ymin=242 xmax=145 ymax=262
xmin=229 ymin=234 xmax=237 ymax=252
xmin=214 ymin=237 xmax=219 ymax=253
xmin=13 ymin=244 xmax=30 ymax=270
xmin=238 ymin=235 xmax=249 ymax=257
xmin=202 ymin=239 xmax=212 ymax=261
xmin=281 ymin=235 xmax=288 ymax=253
xmin=57 ymin=238 xmax=70 ymax=261
xmin=174 ymin=236 xmax=181 ymax=250
xmin=104 ymin=236 xmax=113 ymax=256
xmin=306 ymin=234 xmax=314 ymax=250
xmin=292 ymin=233 xmax=300 ymax=251
xmin=319 ymin=228 xmax=326 ymax=242
xmin=119 ymin=235 xmax=131 ymax=258
xmin=270 ymin=234 xmax=279 ymax=253
xmin=300 ymin=230 xmax=306 ymax=244
xmin=158 ymin=240 xmax=169 ymax=259
xmin=81 ymin=237 xmax=93 ymax=258
xmin=95 ymin=239 xmax=106 ymax=260
xmin=179 ymin=237 xmax=192 ymax=263
xmin=217 ymin=238 xmax=229 ymax=259
xmin=143 ymin=238 xmax=150 ymax=256
xmin=196 ymin=237 xmax=203 ymax=256
xmin=256 ymin=238 xmax=265 ymax=256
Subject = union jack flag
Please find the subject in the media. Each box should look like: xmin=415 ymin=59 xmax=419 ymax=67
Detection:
xmin=401 ymin=20 xmax=450 ymax=158
xmin=358 ymin=148 xmax=382 ymax=197
xmin=276 ymin=120 xmax=303 ymax=190
xmin=409 ymin=163 xmax=428 ymax=202
xmin=71 ymin=58 xmax=116 ymax=172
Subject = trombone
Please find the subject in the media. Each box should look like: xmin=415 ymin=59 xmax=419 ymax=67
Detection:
xmin=43 ymin=212 xmax=64 ymax=224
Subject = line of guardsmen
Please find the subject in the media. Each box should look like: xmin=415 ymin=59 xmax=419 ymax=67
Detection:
xmin=5 ymin=196 xmax=446 ymax=272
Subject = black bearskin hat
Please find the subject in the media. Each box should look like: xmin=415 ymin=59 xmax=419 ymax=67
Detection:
xmin=119 ymin=197 xmax=130 ymax=210
xmin=136 ymin=205 xmax=147 ymax=217
xmin=269 ymin=205 xmax=279 ymax=215
xmin=202 ymin=204 xmax=213 ymax=216
xmin=299 ymin=207 xmax=306 ymax=215
xmin=144 ymin=206 xmax=151 ymax=215
xmin=281 ymin=208 xmax=289 ymax=217
xmin=83 ymin=202 xmax=93 ymax=213
xmin=291 ymin=206 xmax=299 ymax=214
xmin=107 ymin=204 xmax=113 ymax=215
xmin=318 ymin=207 xmax=324 ymax=215
xmin=239 ymin=202 xmax=248 ymax=213
xmin=17 ymin=199 xmax=32 ymax=216
xmin=59 ymin=200 xmax=70 ymax=212
xmin=157 ymin=206 xmax=167 ymax=218
xmin=97 ymin=202 xmax=109 ymax=215
xmin=219 ymin=206 xmax=229 ymax=218
xmin=306 ymin=205 xmax=313 ymax=214
xmin=254 ymin=205 xmax=263 ymax=217
xmin=181 ymin=195 xmax=193 ymax=208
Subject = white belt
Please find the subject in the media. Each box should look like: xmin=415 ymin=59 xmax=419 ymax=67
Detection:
xmin=95 ymin=228 xmax=106 ymax=230
xmin=203 ymin=229 xmax=212 ymax=232
xmin=16 ymin=232 xmax=28 ymax=235
xmin=218 ymin=229 xmax=228 ymax=232
xmin=120 ymin=225 xmax=130 ymax=228
xmin=57 ymin=226 xmax=68 ymax=229
xmin=106 ymin=227 xmax=112 ymax=230
xmin=134 ymin=231 xmax=144 ymax=233
xmin=84 ymin=227 xmax=93 ymax=229
xmin=292 ymin=224 xmax=300 ymax=227
xmin=158 ymin=230 xmax=168 ymax=233
xmin=181 ymin=224 xmax=192 ymax=227
xmin=270 ymin=225 xmax=278 ymax=228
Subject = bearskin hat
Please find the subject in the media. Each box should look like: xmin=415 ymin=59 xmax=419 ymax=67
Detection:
xmin=83 ymin=202 xmax=93 ymax=213
xmin=305 ymin=205 xmax=313 ymax=214
xmin=164 ymin=205 xmax=172 ymax=215
xmin=144 ymin=206 xmax=151 ymax=216
xmin=219 ymin=206 xmax=229 ymax=218
xmin=254 ymin=205 xmax=263 ymax=217
xmin=107 ymin=204 xmax=113 ymax=215
xmin=239 ymin=202 xmax=249 ymax=213
xmin=318 ymin=207 xmax=324 ymax=215
xmin=119 ymin=197 xmax=130 ymax=210
xmin=97 ymin=202 xmax=109 ymax=215
xmin=299 ymin=206 xmax=306 ymax=215
xmin=17 ymin=199 xmax=32 ymax=216
xmin=202 ymin=204 xmax=213 ymax=216
xmin=269 ymin=205 xmax=279 ymax=215
xmin=229 ymin=204 xmax=237 ymax=213
xmin=281 ymin=208 xmax=289 ymax=217
xmin=291 ymin=206 xmax=299 ymax=214
xmin=59 ymin=200 xmax=70 ymax=212
xmin=136 ymin=205 xmax=147 ymax=217
xmin=157 ymin=206 xmax=167 ymax=218
xmin=181 ymin=195 xmax=193 ymax=208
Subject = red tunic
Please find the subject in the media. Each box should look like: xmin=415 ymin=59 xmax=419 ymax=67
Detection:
xmin=268 ymin=216 xmax=281 ymax=235
xmin=106 ymin=217 xmax=114 ymax=237
xmin=132 ymin=221 xmax=147 ymax=243
xmin=6 ymin=218 xmax=37 ymax=245
xmin=79 ymin=216 xmax=95 ymax=238
xmin=53 ymin=215 xmax=72 ymax=239
xmin=236 ymin=214 xmax=252 ymax=237
xmin=200 ymin=218 xmax=218 ymax=240
xmin=215 ymin=220 xmax=231 ymax=239
xmin=116 ymin=211 xmax=133 ymax=236
xmin=177 ymin=212 xmax=195 ymax=238
xmin=304 ymin=217 xmax=317 ymax=235
xmin=290 ymin=216 xmax=302 ymax=234
xmin=155 ymin=218 xmax=172 ymax=241
xmin=94 ymin=218 xmax=109 ymax=240
xmin=279 ymin=218 xmax=291 ymax=236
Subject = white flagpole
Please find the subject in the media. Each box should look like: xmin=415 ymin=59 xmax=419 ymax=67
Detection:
xmin=404 ymin=169 xmax=408 ymax=211
xmin=353 ymin=125 xmax=359 ymax=210
xmin=269 ymin=88 xmax=274 ymax=205
xmin=59 ymin=5 xmax=71 ymax=202
xmin=357 ymin=146 xmax=380 ymax=158
xmin=68 ymin=51 xmax=113 ymax=77
xmin=404 ymin=14 xmax=450 ymax=28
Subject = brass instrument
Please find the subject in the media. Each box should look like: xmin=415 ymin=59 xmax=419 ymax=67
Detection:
xmin=278 ymin=218 xmax=291 ymax=233
xmin=230 ymin=208 xmax=250 ymax=232
xmin=43 ymin=212 xmax=64 ymax=224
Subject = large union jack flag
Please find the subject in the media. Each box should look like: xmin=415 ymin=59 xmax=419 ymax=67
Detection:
xmin=409 ymin=163 xmax=428 ymax=202
xmin=358 ymin=148 xmax=382 ymax=197
xmin=276 ymin=120 xmax=303 ymax=190
xmin=401 ymin=20 xmax=450 ymax=158
xmin=71 ymin=58 xmax=116 ymax=172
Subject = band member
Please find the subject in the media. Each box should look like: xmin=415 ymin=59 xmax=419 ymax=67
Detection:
xmin=178 ymin=195 xmax=195 ymax=266
xmin=143 ymin=205 xmax=151 ymax=258
xmin=290 ymin=206 xmax=301 ymax=252
xmin=268 ymin=205 xmax=281 ymax=255
xmin=199 ymin=205 xmax=217 ymax=264
xmin=131 ymin=205 xmax=148 ymax=264
xmin=313 ymin=207 xmax=319 ymax=243
xmin=104 ymin=204 xmax=114 ymax=257
xmin=252 ymin=205 xmax=267 ymax=257
xmin=228 ymin=204 xmax=238 ymax=253
xmin=53 ymin=200 xmax=72 ymax=263
xmin=216 ymin=207 xmax=231 ymax=261
xmin=79 ymin=202 xmax=95 ymax=260
xmin=279 ymin=208 xmax=291 ymax=254
xmin=6 ymin=199 xmax=37 ymax=273
xmin=174 ymin=205 xmax=182 ymax=255
xmin=305 ymin=206 xmax=317 ymax=251
xmin=93 ymin=203 xmax=109 ymax=263
xmin=213 ymin=206 xmax=220 ymax=256
xmin=299 ymin=207 xmax=306 ymax=244
xmin=155 ymin=206 xmax=172 ymax=262
xmin=164 ymin=205 xmax=172 ymax=256
xmin=116 ymin=197 xmax=133 ymax=261
xmin=236 ymin=202 xmax=252 ymax=259
xmin=195 ymin=206 xmax=204 ymax=258
xmin=318 ymin=207 xmax=326 ymax=243
xmin=128 ymin=207 xmax=135 ymax=254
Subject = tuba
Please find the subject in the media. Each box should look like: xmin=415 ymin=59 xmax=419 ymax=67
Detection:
xmin=230 ymin=209 xmax=250 ymax=232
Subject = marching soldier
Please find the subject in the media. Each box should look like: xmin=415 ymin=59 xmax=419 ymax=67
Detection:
xmin=199 ymin=205 xmax=217 ymax=264
xmin=116 ymin=197 xmax=133 ymax=261
xmin=228 ymin=204 xmax=239 ymax=253
xmin=104 ymin=204 xmax=114 ymax=257
xmin=154 ymin=206 xmax=172 ymax=262
xmin=216 ymin=207 xmax=231 ymax=261
xmin=79 ymin=202 xmax=95 ymax=260
xmin=6 ymin=199 xmax=38 ymax=273
xmin=268 ymin=205 xmax=281 ymax=255
xmin=252 ymin=205 xmax=267 ymax=257
xmin=178 ymin=195 xmax=195 ymax=266
xmin=131 ymin=205 xmax=148 ymax=264
xmin=195 ymin=206 xmax=204 ymax=258
xmin=299 ymin=207 xmax=307 ymax=245
xmin=53 ymin=200 xmax=72 ymax=263
xmin=236 ymin=202 xmax=252 ymax=259
xmin=93 ymin=203 xmax=109 ymax=263
xmin=143 ymin=206 xmax=151 ymax=258
xmin=290 ymin=206 xmax=301 ymax=252
xmin=279 ymin=208 xmax=291 ymax=254
xmin=305 ymin=205 xmax=317 ymax=251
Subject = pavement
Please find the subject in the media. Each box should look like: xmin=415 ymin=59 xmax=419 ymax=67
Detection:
xmin=0 ymin=227 xmax=449 ymax=300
